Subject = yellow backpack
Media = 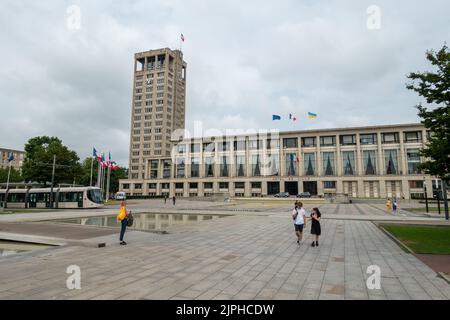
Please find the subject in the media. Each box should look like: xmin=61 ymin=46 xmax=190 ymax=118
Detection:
xmin=117 ymin=207 xmax=126 ymax=221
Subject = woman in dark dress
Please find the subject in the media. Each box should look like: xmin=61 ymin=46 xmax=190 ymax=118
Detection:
xmin=310 ymin=208 xmax=321 ymax=247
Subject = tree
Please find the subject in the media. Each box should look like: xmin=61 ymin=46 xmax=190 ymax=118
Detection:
xmin=0 ymin=167 xmax=23 ymax=183
xmin=406 ymin=44 xmax=450 ymax=180
xmin=22 ymin=136 xmax=83 ymax=186
xmin=407 ymin=44 xmax=450 ymax=220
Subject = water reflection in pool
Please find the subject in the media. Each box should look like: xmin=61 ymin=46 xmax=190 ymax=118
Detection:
xmin=55 ymin=213 xmax=229 ymax=232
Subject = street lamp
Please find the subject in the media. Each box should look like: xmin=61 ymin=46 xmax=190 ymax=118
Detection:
xmin=423 ymin=180 xmax=429 ymax=213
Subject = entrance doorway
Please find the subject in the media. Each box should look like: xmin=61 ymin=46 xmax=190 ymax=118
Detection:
xmin=303 ymin=181 xmax=318 ymax=196
xmin=284 ymin=181 xmax=298 ymax=196
xmin=267 ymin=182 xmax=280 ymax=195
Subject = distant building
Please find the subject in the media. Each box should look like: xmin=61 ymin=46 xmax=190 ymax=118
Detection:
xmin=0 ymin=148 xmax=25 ymax=171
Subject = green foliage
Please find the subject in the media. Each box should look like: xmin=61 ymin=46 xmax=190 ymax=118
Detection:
xmin=0 ymin=167 xmax=23 ymax=183
xmin=22 ymin=136 xmax=83 ymax=185
xmin=406 ymin=44 xmax=450 ymax=180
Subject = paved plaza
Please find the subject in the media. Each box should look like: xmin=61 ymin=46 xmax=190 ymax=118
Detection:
xmin=0 ymin=200 xmax=449 ymax=300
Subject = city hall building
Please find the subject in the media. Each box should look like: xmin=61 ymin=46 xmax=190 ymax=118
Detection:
xmin=119 ymin=48 xmax=435 ymax=200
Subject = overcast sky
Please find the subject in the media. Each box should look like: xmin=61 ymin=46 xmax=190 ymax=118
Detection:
xmin=0 ymin=0 xmax=448 ymax=167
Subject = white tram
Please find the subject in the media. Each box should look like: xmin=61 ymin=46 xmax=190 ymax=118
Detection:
xmin=0 ymin=186 xmax=104 ymax=209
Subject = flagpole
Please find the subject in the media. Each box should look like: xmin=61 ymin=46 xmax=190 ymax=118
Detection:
xmin=96 ymin=159 xmax=101 ymax=187
xmin=89 ymin=156 xmax=94 ymax=187
xmin=106 ymin=165 xmax=111 ymax=202
xmin=100 ymin=165 xmax=104 ymax=199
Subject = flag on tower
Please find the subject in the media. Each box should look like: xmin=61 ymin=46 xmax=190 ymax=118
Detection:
xmin=272 ymin=115 xmax=281 ymax=120
xmin=181 ymin=33 xmax=185 ymax=42
xmin=308 ymin=112 xmax=317 ymax=119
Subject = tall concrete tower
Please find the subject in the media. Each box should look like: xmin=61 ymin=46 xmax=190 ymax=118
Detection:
xmin=128 ymin=48 xmax=187 ymax=180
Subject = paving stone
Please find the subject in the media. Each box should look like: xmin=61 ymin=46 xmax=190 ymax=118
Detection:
xmin=0 ymin=203 xmax=448 ymax=300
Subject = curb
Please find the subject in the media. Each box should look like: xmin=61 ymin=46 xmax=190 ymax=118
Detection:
xmin=437 ymin=272 xmax=450 ymax=284
xmin=373 ymin=223 xmax=415 ymax=254
xmin=0 ymin=232 xmax=106 ymax=248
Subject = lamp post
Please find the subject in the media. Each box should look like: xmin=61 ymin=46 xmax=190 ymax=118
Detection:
xmin=49 ymin=154 xmax=56 ymax=208
xmin=423 ymin=181 xmax=429 ymax=213
xmin=443 ymin=180 xmax=449 ymax=221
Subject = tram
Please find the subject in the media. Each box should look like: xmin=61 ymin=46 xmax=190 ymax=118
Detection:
xmin=0 ymin=186 xmax=104 ymax=209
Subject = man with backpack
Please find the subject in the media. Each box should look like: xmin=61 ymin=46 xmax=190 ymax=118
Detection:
xmin=293 ymin=201 xmax=307 ymax=245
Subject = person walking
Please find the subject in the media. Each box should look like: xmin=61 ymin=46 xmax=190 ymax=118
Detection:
xmin=164 ymin=195 xmax=167 ymax=204
xmin=173 ymin=196 xmax=176 ymax=206
xmin=392 ymin=197 xmax=398 ymax=215
xmin=117 ymin=201 xmax=129 ymax=245
xmin=292 ymin=201 xmax=307 ymax=245
xmin=310 ymin=207 xmax=322 ymax=247
xmin=386 ymin=198 xmax=391 ymax=212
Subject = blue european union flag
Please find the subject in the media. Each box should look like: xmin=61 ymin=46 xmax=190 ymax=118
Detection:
xmin=272 ymin=115 xmax=281 ymax=120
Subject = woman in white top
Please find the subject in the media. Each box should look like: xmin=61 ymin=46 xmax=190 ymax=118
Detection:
xmin=292 ymin=201 xmax=307 ymax=244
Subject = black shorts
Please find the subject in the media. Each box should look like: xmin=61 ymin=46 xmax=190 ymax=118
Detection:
xmin=294 ymin=224 xmax=304 ymax=232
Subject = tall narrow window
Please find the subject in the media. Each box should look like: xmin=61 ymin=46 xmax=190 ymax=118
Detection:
xmin=205 ymin=157 xmax=214 ymax=177
xmin=252 ymin=155 xmax=261 ymax=176
xmin=343 ymin=151 xmax=355 ymax=176
xmin=407 ymin=149 xmax=421 ymax=174
xmin=150 ymin=160 xmax=158 ymax=179
xmin=304 ymin=153 xmax=315 ymax=176
xmin=323 ymin=152 xmax=335 ymax=176
xmin=163 ymin=160 xmax=171 ymax=179
xmin=191 ymin=157 xmax=199 ymax=178
xmin=220 ymin=156 xmax=229 ymax=177
xmin=363 ymin=150 xmax=376 ymax=175
xmin=236 ymin=155 xmax=246 ymax=177
xmin=285 ymin=153 xmax=298 ymax=176
xmin=384 ymin=150 xmax=398 ymax=175
xmin=176 ymin=158 xmax=185 ymax=178
xmin=267 ymin=154 xmax=279 ymax=176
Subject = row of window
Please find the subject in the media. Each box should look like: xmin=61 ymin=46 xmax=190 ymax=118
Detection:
xmin=123 ymin=180 xmax=427 ymax=191
xmin=141 ymin=149 xmax=421 ymax=179
xmin=176 ymin=131 xmax=424 ymax=154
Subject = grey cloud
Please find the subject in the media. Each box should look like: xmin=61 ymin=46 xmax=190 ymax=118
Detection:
xmin=0 ymin=0 xmax=449 ymax=167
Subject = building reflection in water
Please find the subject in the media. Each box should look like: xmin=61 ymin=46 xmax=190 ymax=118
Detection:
xmin=59 ymin=213 xmax=224 ymax=232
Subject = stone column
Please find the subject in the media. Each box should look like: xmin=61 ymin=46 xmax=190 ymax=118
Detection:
xmin=316 ymin=136 xmax=322 ymax=176
xmin=336 ymin=135 xmax=342 ymax=177
xmin=377 ymin=132 xmax=383 ymax=175
xmin=244 ymin=181 xmax=251 ymax=197
xmin=356 ymin=133 xmax=363 ymax=176
xmin=357 ymin=180 xmax=365 ymax=198
xmin=261 ymin=181 xmax=267 ymax=196
xmin=379 ymin=178 xmax=387 ymax=199
xmin=183 ymin=181 xmax=189 ymax=197
xmin=399 ymin=130 xmax=407 ymax=175
xmin=169 ymin=182 xmax=175 ymax=198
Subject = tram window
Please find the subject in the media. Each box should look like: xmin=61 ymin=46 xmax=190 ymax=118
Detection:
xmin=0 ymin=194 xmax=4 ymax=202
xmin=35 ymin=193 xmax=49 ymax=202
xmin=7 ymin=193 xmax=26 ymax=202
xmin=87 ymin=189 xmax=103 ymax=204
xmin=59 ymin=192 xmax=83 ymax=202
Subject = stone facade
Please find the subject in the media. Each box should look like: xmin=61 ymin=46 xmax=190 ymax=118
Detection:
xmin=120 ymin=123 xmax=437 ymax=200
